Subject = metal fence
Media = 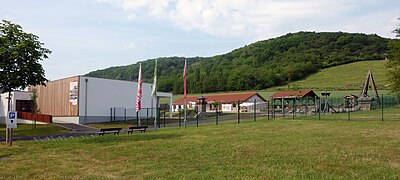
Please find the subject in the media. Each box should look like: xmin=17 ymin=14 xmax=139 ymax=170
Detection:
xmin=109 ymin=107 xmax=157 ymax=126
xmin=268 ymin=95 xmax=399 ymax=121
xmin=109 ymin=95 xmax=399 ymax=128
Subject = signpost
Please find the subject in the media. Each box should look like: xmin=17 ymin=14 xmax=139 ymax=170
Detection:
xmin=6 ymin=111 xmax=17 ymax=145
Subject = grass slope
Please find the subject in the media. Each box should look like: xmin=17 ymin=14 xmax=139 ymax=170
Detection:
xmin=1 ymin=107 xmax=399 ymax=179
xmin=270 ymin=60 xmax=390 ymax=91
xmin=167 ymin=60 xmax=391 ymax=102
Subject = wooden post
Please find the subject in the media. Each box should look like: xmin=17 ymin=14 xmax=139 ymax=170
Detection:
xmin=253 ymin=99 xmax=256 ymax=122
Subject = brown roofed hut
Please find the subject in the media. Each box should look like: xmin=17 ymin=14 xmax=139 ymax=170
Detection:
xmin=269 ymin=90 xmax=319 ymax=117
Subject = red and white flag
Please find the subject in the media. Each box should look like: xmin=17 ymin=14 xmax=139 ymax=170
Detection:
xmin=183 ymin=60 xmax=187 ymax=98
xmin=136 ymin=63 xmax=142 ymax=112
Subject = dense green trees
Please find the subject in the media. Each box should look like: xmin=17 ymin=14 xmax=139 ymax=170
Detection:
xmin=86 ymin=32 xmax=391 ymax=94
xmin=387 ymin=22 xmax=400 ymax=97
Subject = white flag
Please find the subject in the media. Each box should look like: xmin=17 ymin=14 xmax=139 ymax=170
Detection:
xmin=151 ymin=59 xmax=157 ymax=97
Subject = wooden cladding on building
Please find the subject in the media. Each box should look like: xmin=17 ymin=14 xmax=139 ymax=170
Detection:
xmin=30 ymin=76 xmax=79 ymax=117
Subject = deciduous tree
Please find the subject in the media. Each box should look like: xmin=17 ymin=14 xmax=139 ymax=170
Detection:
xmin=0 ymin=20 xmax=51 ymax=111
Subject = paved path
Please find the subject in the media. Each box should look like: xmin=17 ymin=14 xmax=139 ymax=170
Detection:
xmin=53 ymin=123 xmax=98 ymax=132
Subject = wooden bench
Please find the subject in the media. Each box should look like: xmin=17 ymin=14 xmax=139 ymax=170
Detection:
xmin=98 ymin=128 xmax=122 ymax=136
xmin=128 ymin=126 xmax=148 ymax=134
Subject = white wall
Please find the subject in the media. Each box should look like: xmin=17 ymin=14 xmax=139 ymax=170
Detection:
xmin=53 ymin=117 xmax=80 ymax=124
xmin=17 ymin=119 xmax=47 ymax=124
xmin=0 ymin=91 xmax=32 ymax=124
xmin=246 ymin=95 xmax=265 ymax=103
xmin=222 ymin=104 xmax=232 ymax=112
xmin=78 ymin=77 xmax=162 ymax=123
xmin=0 ymin=93 xmax=7 ymax=124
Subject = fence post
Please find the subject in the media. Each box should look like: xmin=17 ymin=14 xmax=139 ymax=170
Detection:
xmin=163 ymin=107 xmax=166 ymax=128
xmin=196 ymin=107 xmax=199 ymax=127
xmin=293 ymin=98 xmax=295 ymax=120
xmin=267 ymin=101 xmax=270 ymax=120
xmin=136 ymin=111 xmax=139 ymax=126
xmin=282 ymin=98 xmax=285 ymax=118
xmin=110 ymin=108 xmax=112 ymax=122
xmin=113 ymin=107 xmax=116 ymax=122
xmin=124 ymin=108 xmax=127 ymax=123
xmin=381 ymin=94 xmax=384 ymax=122
xmin=216 ymin=105 xmax=218 ymax=125
xmin=347 ymin=99 xmax=350 ymax=121
xmin=318 ymin=98 xmax=321 ymax=120
xmin=314 ymin=96 xmax=317 ymax=116
xmin=146 ymin=108 xmax=149 ymax=126
xmin=254 ymin=99 xmax=256 ymax=122
xmin=238 ymin=100 xmax=240 ymax=124
xmin=272 ymin=99 xmax=275 ymax=119
xmin=158 ymin=108 xmax=161 ymax=128
xmin=179 ymin=108 xmax=181 ymax=127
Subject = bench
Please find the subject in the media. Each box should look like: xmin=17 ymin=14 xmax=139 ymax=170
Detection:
xmin=98 ymin=128 xmax=122 ymax=136
xmin=128 ymin=126 xmax=148 ymax=134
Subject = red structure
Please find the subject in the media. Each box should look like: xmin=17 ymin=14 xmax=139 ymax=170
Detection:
xmin=17 ymin=112 xmax=53 ymax=123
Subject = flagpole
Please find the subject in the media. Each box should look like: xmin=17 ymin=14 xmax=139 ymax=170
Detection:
xmin=138 ymin=110 xmax=141 ymax=126
xmin=155 ymin=97 xmax=158 ymax=130
xmin=151 ymin=95 xmax=153 ymax=127
xmin=152 ymin=59 xmax=158 ymax=131
xmin=183 ymin=59 xmax=187 ymax=128
xmin=184 ymin=98 xmax=187 ymax=128
xmin=136 ymin=63 xmax=143 ymax=127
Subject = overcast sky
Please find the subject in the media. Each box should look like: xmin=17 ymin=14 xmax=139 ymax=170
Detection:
xmin=1 ymin=0 xmax=399 ymax=80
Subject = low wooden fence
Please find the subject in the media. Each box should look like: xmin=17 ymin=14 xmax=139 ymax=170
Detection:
xmin=17 ymin=112 xmax=53 ymax=123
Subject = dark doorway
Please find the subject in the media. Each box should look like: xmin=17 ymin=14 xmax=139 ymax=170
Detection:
xmin=16 ymin=100 xmax=32 ymax=112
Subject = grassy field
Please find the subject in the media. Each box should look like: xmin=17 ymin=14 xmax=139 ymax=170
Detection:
xmin=269 ymin=60 xmax=390 ymax=91
xmin=282 ymin=106 xmax=400 ymax=121
xmin=0 ymin=124 xmax=70 ymax=138
xmin=1 ymin=110 xmax=399 ymax=179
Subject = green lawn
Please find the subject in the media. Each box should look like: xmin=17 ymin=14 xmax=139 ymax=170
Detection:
xmin=268 ymin=60 xmax=390 ymax=91
xmin=282 ymin=106 xmax=400 ymax=121
xmin=0 ymin=124 xmax=70 ymax=138
xmin=1 ymin=112 xmax=400 ymax=179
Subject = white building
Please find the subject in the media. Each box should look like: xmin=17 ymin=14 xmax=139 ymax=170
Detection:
xmin=1 ymin=76 xmax=172 ymax=124
xmin=172 ymin=92 xmax=267 ymax=113
xmin=0 ymin=91 xmax=33 ymax=124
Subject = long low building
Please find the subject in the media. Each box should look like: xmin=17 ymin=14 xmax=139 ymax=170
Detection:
xmin=1 ymin=76 xmax=172 ymax=124
xmin=173 ymin=92 xmax=267 ymax=113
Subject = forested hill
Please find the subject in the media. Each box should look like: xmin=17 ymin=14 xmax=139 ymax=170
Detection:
xmin=85 ymin=31 xmax=391 ymax=94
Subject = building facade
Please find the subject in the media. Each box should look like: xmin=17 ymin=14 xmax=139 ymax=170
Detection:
xmin=0 ymin=91 xmax=33 ymax=124
xmin=173 ymin=92 xmax=267 ymax=113
xmin=28 ymin=76 xmax=172 ymax=124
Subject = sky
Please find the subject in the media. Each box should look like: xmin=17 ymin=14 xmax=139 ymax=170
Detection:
xmin=0 ymin=0 xmax=399 ymax=80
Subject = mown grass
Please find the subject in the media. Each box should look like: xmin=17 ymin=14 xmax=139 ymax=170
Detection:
xmin=1 ymin=113 xmax=400 ymax=179
xmin=0 ymin=124 xmax=70 ymax=138
xmin=269 ymin=60 xmax=390 ymax=91
xmin=278 ymin=106 xmax=399 ymax=123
